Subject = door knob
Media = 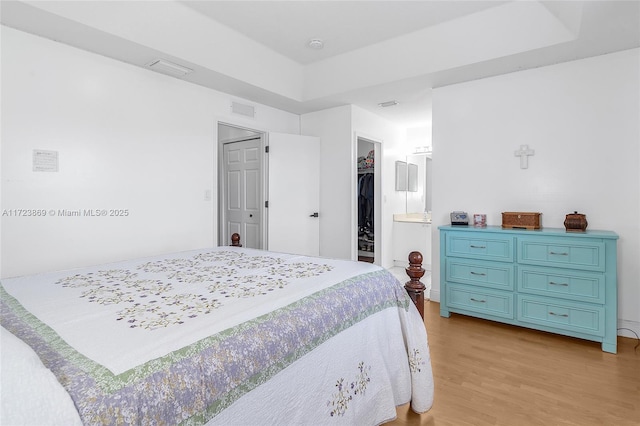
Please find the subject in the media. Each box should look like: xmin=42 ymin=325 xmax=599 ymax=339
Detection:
xmin=309 ymin=212 xmax=319 ymax=218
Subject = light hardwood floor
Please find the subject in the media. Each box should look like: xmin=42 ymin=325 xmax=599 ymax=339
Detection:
xmin=390 ymin=301 xmax=640 ymax=426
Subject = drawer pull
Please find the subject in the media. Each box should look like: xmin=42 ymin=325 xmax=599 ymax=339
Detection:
xmin=470 ymin=245 xmax=486 ymax=249
xmin=470 ymin=298 xmax=486 ymax=303
xmin=549 ymin=312 xmax=569 ymax=317
xmin=470 ymin=271 xmax=486 ymax=276
xmin=549 ymin=251 xmax=569 ymax=256
xmin=549 ymin=281 xmax=569 ymax=287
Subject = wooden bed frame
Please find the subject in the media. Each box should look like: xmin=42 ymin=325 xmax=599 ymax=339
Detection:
xmin=230 ymin=233 xmax=426 ymax=319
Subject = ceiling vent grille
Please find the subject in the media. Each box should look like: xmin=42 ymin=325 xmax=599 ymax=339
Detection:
xmin=146 ymin=59 xmax=193 ymax=77
xmin=231 ymin=101 xmax=256 ymax=118
xmin=378 ymin=100 xmax=399 ymax=108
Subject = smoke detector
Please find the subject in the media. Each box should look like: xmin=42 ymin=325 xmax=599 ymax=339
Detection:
xmin=307 ymin=39 xmax=324 ymax=50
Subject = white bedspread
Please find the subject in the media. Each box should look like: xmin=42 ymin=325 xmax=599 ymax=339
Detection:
xmin=0 ymin=247 xmax=433 ymax=425
xmin=0 ymin=326 xmax=83 ymax=426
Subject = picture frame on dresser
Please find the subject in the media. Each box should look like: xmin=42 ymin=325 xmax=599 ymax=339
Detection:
xmin=438 ymin=225 xmax=619 ymax=353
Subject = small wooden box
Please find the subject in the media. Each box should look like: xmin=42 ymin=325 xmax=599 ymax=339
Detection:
xmin=502 ymin=212 xmax=541 ymax=229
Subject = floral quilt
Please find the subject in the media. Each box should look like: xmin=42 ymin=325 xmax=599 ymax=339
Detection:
xmin=0 ymin=247 xmax=432 ymax=425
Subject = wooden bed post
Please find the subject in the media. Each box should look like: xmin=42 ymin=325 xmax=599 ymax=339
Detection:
xmin=405 ymin=251 xmax=426 ymax=320
xmin=230 ymin=233 xmax=242 ymax=247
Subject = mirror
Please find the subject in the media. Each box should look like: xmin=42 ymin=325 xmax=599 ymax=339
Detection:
xmin=408 ymin=163 xmax=418 ymax=192
xmin=395 ymin=161 xmax=407 ymax=191
xmin=396 ymin=161 xmax=420 ymax=192
xmin=400 ymin=154 xmax=432 ymax=214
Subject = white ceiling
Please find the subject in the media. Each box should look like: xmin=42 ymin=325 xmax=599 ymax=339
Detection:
xmin=182 ymin=1 xmax=510 ymax=65
xmin=2 ymin=1 xmax=639 ymax=128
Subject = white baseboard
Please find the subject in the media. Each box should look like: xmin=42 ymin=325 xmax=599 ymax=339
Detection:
xmin=617 ymin=319 xmax=640 ymax=338
xmin=428 ymin=289 xmax=440 ymax=303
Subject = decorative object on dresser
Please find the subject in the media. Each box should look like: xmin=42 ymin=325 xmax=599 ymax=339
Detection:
xmin=564 ymin=211 xmax=588 ymax=232
xmin=439 ymin=225 xmax=619 ymax=353
xmin=501 ymin=211 xmax=541 ymax=229
xmin=473 ymin=214 xmax=487 ymax=228
xmin=450 ymin=211 xmax=469 ymax=226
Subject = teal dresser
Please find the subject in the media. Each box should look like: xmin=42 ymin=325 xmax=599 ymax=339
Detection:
xmin=439 ymin=225 xmax=619 ymax=353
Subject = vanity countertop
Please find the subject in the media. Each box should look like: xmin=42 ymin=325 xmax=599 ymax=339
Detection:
xmin=393 ymin=213 xmax=431 ymax=224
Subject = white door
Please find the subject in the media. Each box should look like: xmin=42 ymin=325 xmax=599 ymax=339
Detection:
xmin=267 ymin=133 xmax=320 ymax=256
xmin=223 ymin=138 xmax=263 ymax=249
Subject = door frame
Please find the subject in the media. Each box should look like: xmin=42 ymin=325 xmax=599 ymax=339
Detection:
xmin=217 ymin=121 xmax=268 ymax=248
xmin=351 ymin=133 xmax=382 ymax=265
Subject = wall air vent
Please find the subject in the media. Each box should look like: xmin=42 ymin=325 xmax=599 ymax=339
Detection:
xmin=378 ymin=100 xmax=399 ymax=108
xmin=146 ymin=59 xmax=193 ymax=77
xmin=231 ymin=101 xmax=256 ymax=118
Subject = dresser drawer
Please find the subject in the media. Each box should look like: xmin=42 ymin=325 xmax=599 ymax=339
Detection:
xmin=518 ymin=237 xmax=605 ymax=271
xmin=517 ymin=295 xmax=604 ymax=337
xmin=518 ymin=265 xmax=605 ymax=304
xmin=447 ymin=284 xmax=514 ymax=319
xmin=446 ymin=232 xmax=513 ymax=262
xmin=446 ymin=258 xmax=514 ymax=290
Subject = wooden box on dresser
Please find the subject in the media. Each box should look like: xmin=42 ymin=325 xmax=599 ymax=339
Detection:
xmin=438 ymin=225 xmax=619 ymax=353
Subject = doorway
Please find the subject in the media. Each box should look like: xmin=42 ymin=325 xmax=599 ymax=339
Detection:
xmin=218 ymin=123 xmax=321 ymax=255
xmin=356 ymin=136 xmax=381 ymax=264
xmin=218 ymin=123 xmax=266 ymax=249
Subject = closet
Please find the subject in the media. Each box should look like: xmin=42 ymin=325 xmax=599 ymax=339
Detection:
xmin=357 ymin=139 xmax=375 ymax=263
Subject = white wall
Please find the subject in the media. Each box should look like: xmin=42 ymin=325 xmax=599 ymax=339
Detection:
xmin=301 ymin=105 xmax=406 ymax=267
xmin=0 ymin=27 xmax=299 ymax=278
xmin=300 ymin=105 xmax=353 ymax=260
xmin=432 ymin=48 xmax=640 ymax=336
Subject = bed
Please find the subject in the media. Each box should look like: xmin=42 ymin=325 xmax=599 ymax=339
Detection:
xmin=0 ymin=234 xmax=433 ymax=425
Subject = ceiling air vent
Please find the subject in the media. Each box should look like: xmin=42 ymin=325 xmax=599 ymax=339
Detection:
xmin=378 ymin=100 xmax=399 ymax=108
xmin=146 ymin=59 xmax=193 ymax=77
xmin=231 ymin=101 xmax=256 ymax=118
